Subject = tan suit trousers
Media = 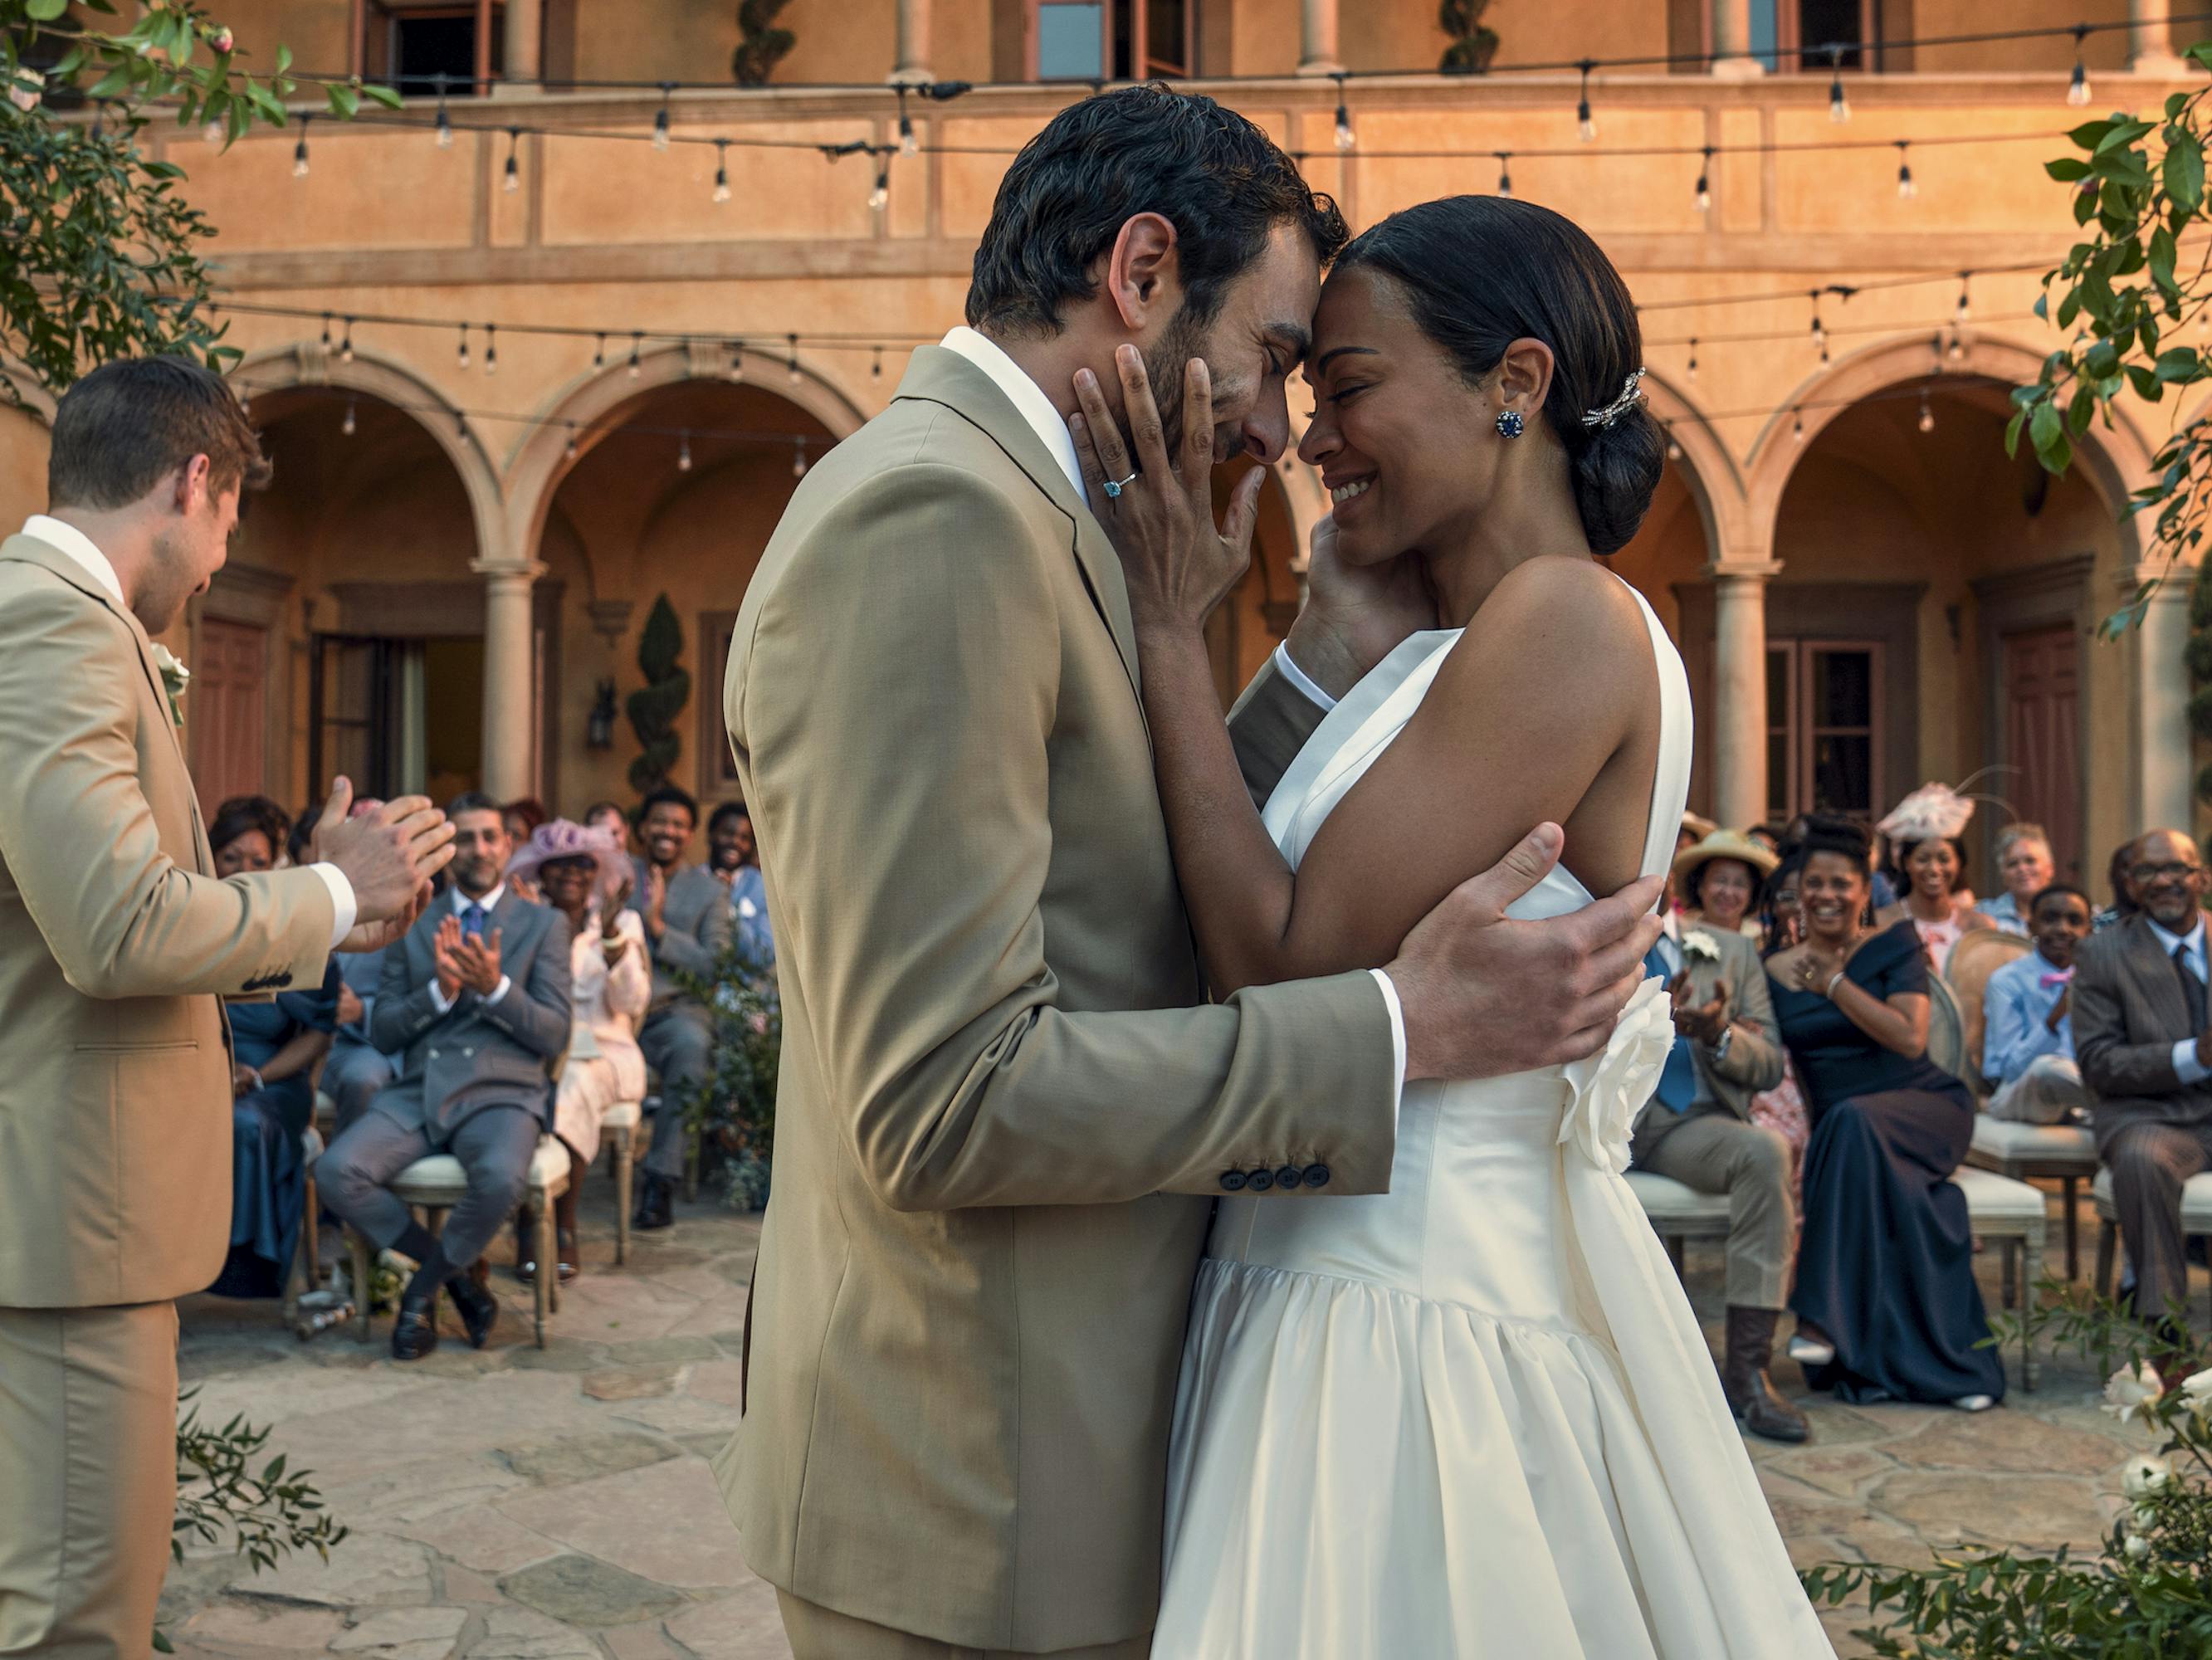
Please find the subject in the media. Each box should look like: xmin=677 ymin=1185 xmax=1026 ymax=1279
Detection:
xmin=779 ymin=1593 xmax=1150 ymax=1660
xmin=0 ymin=1302 xmax=178 ymax=1660
xmin=1633 ymin=1103 xmax=1796 ymax=1311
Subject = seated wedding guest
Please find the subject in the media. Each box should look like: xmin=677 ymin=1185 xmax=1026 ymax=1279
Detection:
xmin=1982 ymin=883 xmax=2094 ymax=1125
xmin=1629 ymin=880 xmax=1800 ymax=1441
xmin=203 ymin=798 xmax=342 ymax=1298
xmin=584 ymin=799 xmax=631 ymax=843
xmin=1675 ymin=828 xmax=1776 ymax=940
xmin=1751 ymin=850 xmax=1812 ymax=1193
xmin=318 ymin=796 xmax=398 ymax=1133
xmin=2094 ymin=840 xmax=2142 ymax=933
xmin=210 ymin=794 xmax=288 ymax=876
xmin=1676 ymin=809 xmax=1717 ymax=863
xmin=502 ymin=821 xmax=646 ymax=1284
xmin=1877 ymin=784 xmax=1990 ymax=974
xmin=502 ymin=798 xmax=549 ymax=900
xmin=1745 ymin=823 xmax=1788 ymax=857
xmin=707 ymin=798 xmax=774 ymax=971
xmin=2073 ymin=829 xmax=2212 ymax=1330
xmin=1767 ymin=817 xmax=2003 ymax=1410
xmin=315 ymin=793 xmax=573 ymax=1360
xmin=1975 ymin=823 xmax=2058 ymax=937
xmin=630 ymin=784 xmax=731 ymax=1233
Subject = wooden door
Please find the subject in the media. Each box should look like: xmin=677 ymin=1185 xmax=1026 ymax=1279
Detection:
xmin=2001 ymin=622 xmax=2082 ymax=878
xmin=193 ymin=617 xmax=269 ymax=819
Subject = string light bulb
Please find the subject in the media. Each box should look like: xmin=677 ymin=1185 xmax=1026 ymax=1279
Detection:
xmin=1917 ymin=388 xmax=1935 ymax=432
xmin=1575 ymin=61 xmax=1595 ymax=143
xmin=652 ymin=83 xmax=673 ymax=150
xmin=1947 ymin=326 xmax=1965 ymax=362
xmin=713 ymin=139 xmax=730 ymax=204
xmin=872 ymin=346 xmax=884 ymax=381
xmin=1665 ymin=423 xmax=1682 ymax=461
xmin=592 ymin=333 xmax=606 ymax=369
xmin=1827 ymin=47 xmax=1849 ymax=124
xmin=869 ymin=159 xmax=890 ymax=212
xmin=1332 ymin=73 xmax=1355 ymax=153
xmin=503 ymin=128 xmax=520 ymax=193
xmin=433 ymin=75 xmax=452 ymax=149
xmin=483 ymin=322 xmax=497 ymax=376
xmin=339 ymin=317 xmax=354 ymax=365
xmin=1687 ymin=339 xmax=1698 ymax=383
xmin=320 ymin=313 xmax=333 ymax=350
xmin=564 ymin=428 xmax=579 ymax=461
xmin=2067 ymin=26 xmax=2091 ymax=105
xmin=1495 ymin=152 xmax=1512 ymax=200
xmin=897 ymin=87 xmax=917 ymax=158
xmin=1695 ymin=147 xmax=1713 ymax=213
xmin=292 ymin=113 xmax=310 ymax=178
xmin=792 ymin=437 xmax=808 ymax=479
xmin=341 ymin=399 xmax=356 ymax=437
xmin=627 ymin=332 xmax=642 ymax=378
xmin=457 ymin=324 xmax=471 ymax=369
xmin=727 ymin=339 xmax=746 ymax=382
xmin=1792 ymin=409 xmax=1806 ymax=442
xmin=787 ymin=334 xmax=801 ymax=385
xmin=1895 ymin=141 xmax=1915 ymax=200
xmin=677 ymin=432 xmax=692 ymax=472
xmin=202 ymin=116 xmax=224 ymax=145
xmin=1956 ymin=272 xmax=1970 ymax=320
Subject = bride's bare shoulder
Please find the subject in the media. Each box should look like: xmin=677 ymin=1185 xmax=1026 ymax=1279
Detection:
xmin=1431 ymin=554 xmax=1650 ymax=706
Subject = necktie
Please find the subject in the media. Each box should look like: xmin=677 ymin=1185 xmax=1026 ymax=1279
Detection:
xmin=1643 ymin=943 xmax=1697 ymax=1113
xmin=462 ymin=903 xmax=487 ymax=941
xmin=2175 ymin=943 xmax=2208 ymax=1033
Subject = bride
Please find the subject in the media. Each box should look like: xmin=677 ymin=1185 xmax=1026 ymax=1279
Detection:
xmin=1069 ymin=196 xmax=1833 ymax=1658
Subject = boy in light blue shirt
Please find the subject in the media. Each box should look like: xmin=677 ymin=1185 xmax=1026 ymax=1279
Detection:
xmin=1981 ymin=883 xmax=2093 ymax=1125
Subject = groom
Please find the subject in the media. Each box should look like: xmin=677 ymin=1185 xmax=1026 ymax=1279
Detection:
xmin=715 ymin=88 xmax=1662 ymax=1659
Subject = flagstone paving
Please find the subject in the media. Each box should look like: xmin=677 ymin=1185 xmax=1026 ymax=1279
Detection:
xmin=162 ymin=1183 xmax=2161 ymax=1659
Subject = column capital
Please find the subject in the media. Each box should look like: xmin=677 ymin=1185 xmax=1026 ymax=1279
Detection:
xmin=1706 ymin=560 xmax=1782 ymax=583
xmin=471 ymin=559 xmax=547 ymax=585
xmin=2114 ymin=559 xmax=2195 ymax=595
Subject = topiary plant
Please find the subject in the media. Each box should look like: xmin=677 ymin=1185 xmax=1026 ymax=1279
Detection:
xmin=1438 ymin=0 xmax=1500 ymax=76
xmin=732 ymin=0 xmax=794 ymax=87
xmin=625 ymin=594 xmax=690 ymax=795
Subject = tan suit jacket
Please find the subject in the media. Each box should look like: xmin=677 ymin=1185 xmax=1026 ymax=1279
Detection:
xmin=713 ymin=347 xmax=1399 ymax=1653
xmin=2075 ymin=911 xmax=2212 ymax=1156
xmin=0 ymin=532 xmax=337 ymax=1309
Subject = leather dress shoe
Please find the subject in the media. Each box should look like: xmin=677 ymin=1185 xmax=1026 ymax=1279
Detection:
xmin=1722 ymin=1306 xmax=1811 ymax=1445
xmin=448 ymin=1272 xmax=500 ymax=1350
xmin=391 ymin=1295 xmax=440 ymax=1362
xmin=518 ymin=1228 xmax=580 ymax=1286
xmin=633 ymin=1173 xmax=675 ymax=1233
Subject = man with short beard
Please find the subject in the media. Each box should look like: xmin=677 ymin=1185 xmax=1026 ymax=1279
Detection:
xmin=0 ymin=357 xmax=452 ymax=1657
xmin=630 ymin=784 xmax=730 ymax=1231
xmin=2074 ymin=829 xmax=2212 ymax=1324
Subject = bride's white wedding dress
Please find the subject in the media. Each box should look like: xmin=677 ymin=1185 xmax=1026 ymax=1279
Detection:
xmin=1151 ymin=584 xmax=1834 ymax=1658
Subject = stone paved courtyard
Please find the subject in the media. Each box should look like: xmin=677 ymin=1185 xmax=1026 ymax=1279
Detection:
xmin=161 ymin=1183 xmax=2161 ymax=1660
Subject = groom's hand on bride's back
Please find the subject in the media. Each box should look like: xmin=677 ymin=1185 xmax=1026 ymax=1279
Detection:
xmin=1387 ymin=823 xmax=1664 ymax=1081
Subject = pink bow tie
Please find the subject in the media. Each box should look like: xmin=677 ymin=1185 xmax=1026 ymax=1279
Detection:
xmin=2039 ymin=968 xmax=2074 ymax=989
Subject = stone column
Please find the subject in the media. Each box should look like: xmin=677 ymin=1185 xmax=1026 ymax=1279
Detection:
xmin=2131 ymin=0 xmax=2189 ymax=76
xmin=2131 ymin=569 xmax=2195 ymax=833
xmin=1297 ymin=0 xmax=1340 ymax=75
xmin=1710 ymin=564 xmax=1776 ymax=832
xmin=476 ymin=560 xmax=544 ymax=803
xmin=501 ymin=0 xmax=543 ymax=86
xmin=1709 ymin=0 xmax=1764 ymax=79
xmin=889 ymin=0 xmax=932 ymax=84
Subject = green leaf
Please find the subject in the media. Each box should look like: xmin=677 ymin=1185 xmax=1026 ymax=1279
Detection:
xmin=2152 ymin=226 xmax=2180 ymax=296
xmin=2047 ymin=158 xmax=2092 ymax=183
xmin=325 ymin=82 xmax=359 ymax=120
xmin=2097 ymin=119 xmax=2157 ymax=154
xmin=2092 ymin=148 xmax=2156 ymax=189
xmin=2085 ymin=339 xmax=2122 ymax=379
xmin=276 ymin=44 xmax=293 ymax=76
xmin=2069 ymin=118 xmax=2117 ymax=151
xmin=2156 ymin=347 xmax=2201 ymax=382
xmin=359 ymin=83 xmax=404 ymax=110
xmin=2128 ymin=364 xmax=2162 ymax=400
xmin=2166 ymin=130 xmax=2206 ymax=212
xmin=2074 ymin=184 xmax=2102 ymax=227
xmin=2067 ymin=383 xmax=2098 ymax=435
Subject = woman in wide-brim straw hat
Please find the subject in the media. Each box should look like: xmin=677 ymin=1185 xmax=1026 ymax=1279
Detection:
xmin=1673 ymin=828 xmax=1780 ymax=940
xmin=505 ymin=820 xmax=647 ymax=1284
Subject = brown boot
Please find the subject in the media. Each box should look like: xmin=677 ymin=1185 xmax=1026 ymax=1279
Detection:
xmin=1721 ymin=1306 xmax=1811 ymax=1444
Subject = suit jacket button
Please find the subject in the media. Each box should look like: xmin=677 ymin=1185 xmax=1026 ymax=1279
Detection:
xmin=1246 ymin=1168 xmax=1275 ymax=1194
xmin=427 ymin=1049 xmax=440 ymax=1061
xmin=1274 ymin=1164 xmax=1302 ymax=1192
xmin=1303 ymin=1164 xmax=1331 ymax=1189
xmin=1218 ymin=1170 xmax=1248 ymax=1194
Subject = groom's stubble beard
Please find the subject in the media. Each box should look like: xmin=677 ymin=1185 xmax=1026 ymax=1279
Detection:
xmin=1133 ymin=303 xmax=1210 ymax=465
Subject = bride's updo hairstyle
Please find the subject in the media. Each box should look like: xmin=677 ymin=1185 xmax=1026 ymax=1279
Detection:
xmin=1331 ymin=196 xmax=1664 ymax=555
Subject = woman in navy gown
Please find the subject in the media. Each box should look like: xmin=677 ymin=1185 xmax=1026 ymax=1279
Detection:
xmin=1765 ymin=816 xmax=2004 ymax=1409
xmin=205 ymin=798 xmax=341 ymax=1300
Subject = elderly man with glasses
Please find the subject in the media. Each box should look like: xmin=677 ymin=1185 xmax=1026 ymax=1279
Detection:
xmin=2073 ymin=829 xmax=2212 ymax=1326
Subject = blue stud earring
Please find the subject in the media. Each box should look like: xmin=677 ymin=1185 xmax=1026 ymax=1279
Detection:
xmin=1495 ymin=410 xmax=1525 ymax=438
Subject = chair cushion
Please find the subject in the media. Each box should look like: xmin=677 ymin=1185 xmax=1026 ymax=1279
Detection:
xmin=602 ymin=1098 xmax=642 ymax=1134
xmin=1625 ymin=1169 xmax=1731 ymax=1223
xmin=389 ymin=1135 xmax=571 ymax=1205
xmin=1953 ymin=1166 xmax=2047 ymax=1228
xmin=1970 ymin=1116 xmax=2098 ymax=1169
xmin=2092 ymin=1164 xmax=2212 ymax=1224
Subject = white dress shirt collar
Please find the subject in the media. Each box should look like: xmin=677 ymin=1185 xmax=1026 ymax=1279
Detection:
xmin=937 ymin=326 xmax=1086 ymax=500
xmin=20 ymin=515 xmax=125 ymax=607
xmin=2148 ymin=911 xmax=2208 ymax=974
xmin=455 ymin=883 xmax=505 ymax=916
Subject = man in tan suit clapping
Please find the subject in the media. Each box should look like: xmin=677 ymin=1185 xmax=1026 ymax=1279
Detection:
xmin=0 ymin=358 xmax=456 ymax=1660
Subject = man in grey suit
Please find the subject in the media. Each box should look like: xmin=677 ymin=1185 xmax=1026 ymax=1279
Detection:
xmin=1628 ymin=910 xmax=1799 ymax=1441
xmin=2073 ymin=828 xmax=2212 ymax=1327
xmin=630 ymin=784 xmax=732 ymax=1231
xmin=316 ymin=793 xmax=573 ymax=1359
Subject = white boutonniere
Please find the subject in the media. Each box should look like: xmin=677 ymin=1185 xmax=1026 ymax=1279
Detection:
xmin=1682 ymin=929 xmax=1722 ymax=962
xmin=151 ymin=644 xmax=189 ymax=727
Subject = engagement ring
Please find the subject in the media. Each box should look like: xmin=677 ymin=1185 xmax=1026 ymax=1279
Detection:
xmin=1103 ymin=471 xmax=1137 ymax=499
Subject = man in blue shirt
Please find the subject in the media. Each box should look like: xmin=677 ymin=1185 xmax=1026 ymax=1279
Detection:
xmin=1982 ymin=883 xmax=2093 ymax=1125
xmin=708 ymin=799 xmax=774 ymax=972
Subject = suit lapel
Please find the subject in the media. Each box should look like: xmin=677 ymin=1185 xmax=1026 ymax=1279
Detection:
xmin=891 ymin=348 xmax=1145 ymax=710
xmin=2124 ymin=915 xmax=2196 ymax=1034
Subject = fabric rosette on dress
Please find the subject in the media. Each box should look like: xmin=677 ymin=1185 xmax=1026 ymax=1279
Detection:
xmin=1559 ymin=974 xmax=1675 ymax=1175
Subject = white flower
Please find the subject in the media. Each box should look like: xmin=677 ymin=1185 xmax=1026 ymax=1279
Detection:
xmin=2133 ymin=1501 xmax=2161 ymax=1531
xmin=2122 ymin=1453 xmax=2172 ymax=1499
xmin=2125 ymin=1532 xmax=2151 ymax=1560
xmin=2103 ymin=1361 xmax=2164 ymax=1423
xmin=2180 ymin=1367 xmax=2212 ymax=1414
xmin=149 ymin=644 xmax=189 ymax=726
xmin=1682 ymin=929 xmax=1722 ymax=961
xmin=1558 ymin=974 xmax=1675 ymax=1175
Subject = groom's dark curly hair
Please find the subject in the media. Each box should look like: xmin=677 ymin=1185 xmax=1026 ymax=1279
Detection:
xmin=966 ymin=85 xmax=1347 ymax=339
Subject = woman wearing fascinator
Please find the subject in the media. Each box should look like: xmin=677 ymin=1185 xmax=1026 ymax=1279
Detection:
xmin=1874 ymin=782 xmax=1993 ymax=974
xmin=1073 ymin=195 xmax=1830 ymax=1658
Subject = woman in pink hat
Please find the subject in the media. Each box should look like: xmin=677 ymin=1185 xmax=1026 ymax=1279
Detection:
xmin=507 ymin=819 xmax=648 ymax=1282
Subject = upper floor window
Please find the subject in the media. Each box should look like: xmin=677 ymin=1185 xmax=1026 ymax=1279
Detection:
xmin=1670 ymin=0 xmax=1885 ymax=74
xmin=1033 ymin=1 xmax=1195 ymax=82
xmin=364 ymin=1 xmax=505 ymax=96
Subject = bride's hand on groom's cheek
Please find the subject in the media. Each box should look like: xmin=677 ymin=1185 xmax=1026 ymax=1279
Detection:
xmin=1068 ymin=344 xmax=1263 ymax=634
